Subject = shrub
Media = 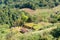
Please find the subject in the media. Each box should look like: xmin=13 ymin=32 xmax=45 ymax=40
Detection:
xmin=50 ymin=26 xmax=60 ymax=38
xmin=0 ymin=24 xmax=10 ymax=40
xmin=9 ymin=31 xmax=54 ymax=40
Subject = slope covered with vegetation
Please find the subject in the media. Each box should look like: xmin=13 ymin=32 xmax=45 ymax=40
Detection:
xmin=0 ymin=0 xmax=60 ymax=40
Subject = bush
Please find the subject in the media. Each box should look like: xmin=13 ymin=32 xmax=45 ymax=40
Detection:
xmin=0 ymin=24 xmax=10 ymax=40
xmin=48 ymin=14 xmax=58 ymax=23
xmin=7 ymin=31 xmax=54 ymax=40
xmin=50 ymin=26 xmax=60 ymax=38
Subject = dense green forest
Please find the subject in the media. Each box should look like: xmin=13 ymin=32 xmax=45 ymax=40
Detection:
xmin=0 ymin=0 xmax=60 ymax=9
xmin=0 ymin=0 xmax=60 ymax=40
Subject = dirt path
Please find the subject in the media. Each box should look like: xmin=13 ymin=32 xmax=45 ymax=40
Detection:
xmin=32 ymin=27 xmax=57 ymax=34
xmin=24 ymin=26 xmax=57 ymax=35
xmin=20 ymin=5 xmax=60 ymax=15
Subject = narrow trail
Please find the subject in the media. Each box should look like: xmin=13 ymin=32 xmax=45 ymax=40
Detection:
xmin=32 ymin=27 xmax=57 ymax=34
xmin=24 ymin=27 xmax=57 ymax=35
xmin=20 ymin=5 xmax=60 ymax=15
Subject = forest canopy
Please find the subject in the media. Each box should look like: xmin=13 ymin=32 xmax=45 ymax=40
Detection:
xmin=0 ymin=0 xmax=60 ymax=9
